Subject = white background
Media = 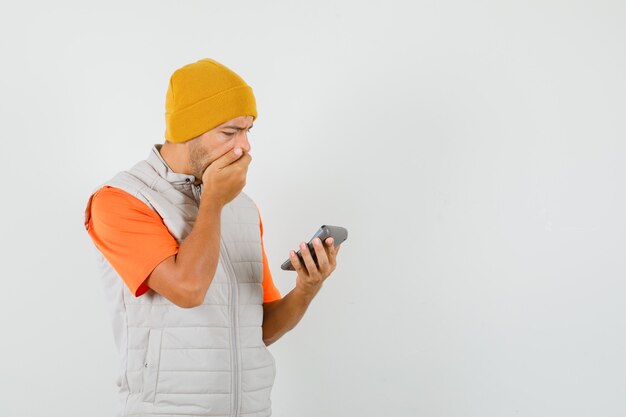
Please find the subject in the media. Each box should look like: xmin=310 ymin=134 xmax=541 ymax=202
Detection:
xmin=1 ymin=1 xmax=625 ymax=416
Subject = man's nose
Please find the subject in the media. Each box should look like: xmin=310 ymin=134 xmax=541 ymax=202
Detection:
xmin=235 ymin=133 xmax=251 ymax=153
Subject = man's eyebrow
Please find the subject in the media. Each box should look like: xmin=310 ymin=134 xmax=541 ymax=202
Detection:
xmin=221 ymin=124 xmax=253 ymax=131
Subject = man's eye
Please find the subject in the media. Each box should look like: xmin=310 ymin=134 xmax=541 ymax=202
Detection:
xmin=224 ymin=132 xmax=235 ymax=136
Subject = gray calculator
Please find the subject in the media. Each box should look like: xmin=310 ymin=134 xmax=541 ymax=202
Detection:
xmin=281 ymin=225 xmax=348 ymax=271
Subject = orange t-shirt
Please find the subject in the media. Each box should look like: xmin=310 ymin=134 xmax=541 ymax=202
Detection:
xmin=84 ymin=185 xmax=282 ymax=303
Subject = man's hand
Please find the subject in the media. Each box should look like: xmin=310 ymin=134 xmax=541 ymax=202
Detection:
xmin=201 ymin=147 xmax=251 ymax=207
xmin=289 ymin=237 xmax=341 ymax=298
xmin=262 ymin=238 xmax=342 ymax=345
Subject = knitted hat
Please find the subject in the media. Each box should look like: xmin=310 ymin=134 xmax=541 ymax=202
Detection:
xmin=164 ymin=58 xmax=257 ymax=143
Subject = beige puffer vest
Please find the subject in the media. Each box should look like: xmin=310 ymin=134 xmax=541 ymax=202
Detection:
xmin=84 ymin=144 xmax=276 ymax=417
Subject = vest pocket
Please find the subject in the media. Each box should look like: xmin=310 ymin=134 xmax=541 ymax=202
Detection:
xmin=265 ymin=345 xmax=277 ymax=381
xmin=141 ymin=328 xmax=163 ymax=403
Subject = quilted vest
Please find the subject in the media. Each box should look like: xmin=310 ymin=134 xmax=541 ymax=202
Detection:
xmin=83 ymin=143 xmax=276 ymax=417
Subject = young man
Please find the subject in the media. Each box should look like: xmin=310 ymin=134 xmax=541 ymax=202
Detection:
xmin=83 ymin=58 xmax=340 ymax=417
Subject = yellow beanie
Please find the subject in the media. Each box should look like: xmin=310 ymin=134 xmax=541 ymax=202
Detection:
xmin=164 ymin=58 xmax=257 ymax=143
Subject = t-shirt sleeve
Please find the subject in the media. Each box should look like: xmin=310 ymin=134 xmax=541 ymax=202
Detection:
xmin=85 ymin=186 xmax=180 ymax=297
xmin=258 ymin=209 xmax=282 ymax=303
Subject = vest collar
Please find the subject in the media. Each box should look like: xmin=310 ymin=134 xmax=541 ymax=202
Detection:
xmin=147 ymin=143 xmax=197 ymax=185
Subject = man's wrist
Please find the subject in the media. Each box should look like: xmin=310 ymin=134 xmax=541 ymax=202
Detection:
xmin=199 ymin=196 xmax=224 ymax=213
xmin=293 ymin=282 xmax=321 ymax=304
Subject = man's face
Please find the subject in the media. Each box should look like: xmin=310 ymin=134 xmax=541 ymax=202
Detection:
xmin=186 ymin=115 xmax=253 ymax=184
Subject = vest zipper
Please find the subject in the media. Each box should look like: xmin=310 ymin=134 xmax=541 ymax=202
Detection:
xmin=190 ymin=182 xmax=201 ymax=204
xmin=220 ymin=238 xmax=241 ymax=417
